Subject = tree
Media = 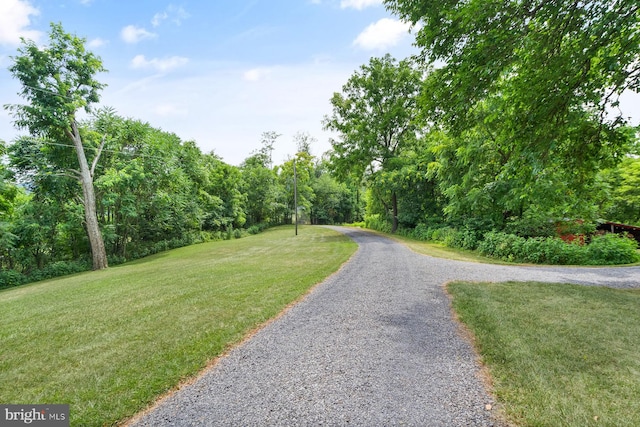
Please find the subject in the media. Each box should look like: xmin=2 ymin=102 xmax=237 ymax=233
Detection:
xmin=241 ymin=153 xmax=277 ymax=225
xmin=602 ymin=156 xmax=640 ymax=225
xmin=257 ymin=131 xmax=280 ymax=169
xmin=5 ymin=23 xmax=109 ymax=269
xmin=293 ymin=131 xmax=316 ymax=155
xmin=323 ymin=54 xmax=424 ymax=232
xmin=310 ymin=172 xmax=357 ymax=225
xmin=384 ymin=0 xmax=639 ymax=168
xmin=277 ymin=152 xmax=315 ymax=224
xmin=201 ymin=154 xmax=246 ymax=231
xmin=241 ymin=133 xmax=283 ymax=226
xmin=0 ymin=141 xmax=22 ymax=269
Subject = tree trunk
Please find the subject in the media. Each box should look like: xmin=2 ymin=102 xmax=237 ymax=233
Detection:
xmin=68 ymin=121 xmax=108 ymax=270
xmin=391 ymin=190 xmax=398 ymax=234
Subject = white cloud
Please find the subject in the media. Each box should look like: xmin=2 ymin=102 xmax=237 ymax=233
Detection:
xmin=340 ymin=0 xmax=382 ymax=10
xmin=353 ymin=18 xmax=412 ymax=50
xmin=131 ymin=54 xmax=189 ymax=72
xmin=102 ymin=61 xmax=352 ymax=165
xmin=151 ymin=12 xmax=168 ymax=27
xmin=87 ymin=38 xmax=108 ymax=49
xmin=121 ymin=25 xmax=157 ymax=44
xmin=152 ymin=5 xmax=190 ymax=27
xmin=0 ymin=0 xmax=42 ymax=46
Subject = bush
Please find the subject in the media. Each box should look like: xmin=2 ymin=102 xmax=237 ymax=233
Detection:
xmin=450 ymin=228 xmax=482 ymax=250
xmin=107 ymin=255 xmax=127 ymax=266
xmin=411 ymin=223 xmax=432 ymax=241
xmin=247 ymin=225 xmax=261 ymax=235
xmin=404 ymin=224 xmax=480 ymax=250
xmin=525 ymin=236 xmax=585 ymax=265
xmin=245 ymin=223 xmax=271 ymax=235
xmin=28 ymin=260 xmax=90 ymax=283
xmin=364 ymin=214 xmax=392 ymax=233
xmin=586 ymin=233 xmax=640 ymax=265
xmin=431 ymin=226 xmax=456 ymax=243
xmin=347 ymin=221 xmax=366 ymax=228
xmin=478 ymin=232 xmax=526 ymax=262
xmin=478 ymin=231 xmax=638 ymax=265
xmin=0 ymin=270 xmax=28 ymax=289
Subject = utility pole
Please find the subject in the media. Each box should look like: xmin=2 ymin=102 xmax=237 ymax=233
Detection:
xmin=294 ymin=159 xmax=298 ymax=236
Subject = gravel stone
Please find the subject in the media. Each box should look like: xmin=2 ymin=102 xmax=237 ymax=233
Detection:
xmin=129 ymin=227 xmax=640 ymax=426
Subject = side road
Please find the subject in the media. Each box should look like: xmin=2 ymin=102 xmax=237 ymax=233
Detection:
xmin=129 ymin=227 xmax=640 ymax=427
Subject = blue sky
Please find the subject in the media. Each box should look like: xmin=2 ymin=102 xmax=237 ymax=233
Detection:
xmin=0 ymin=0 xmax=420 ymax=165
xmin=1 ymin=1 xmax=638 ymax=166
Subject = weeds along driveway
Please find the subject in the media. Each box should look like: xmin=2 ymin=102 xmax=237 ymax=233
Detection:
xmin=128 ymin=227 xmax=640 ymax=427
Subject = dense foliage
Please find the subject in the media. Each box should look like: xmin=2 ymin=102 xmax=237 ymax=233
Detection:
xmin=323 ymin=54 xmax=424 ymax=233
xmin=325 ymin=1 xmax=639 ymax=263
xmin=0 ymin=120 xmax=359 ymax=288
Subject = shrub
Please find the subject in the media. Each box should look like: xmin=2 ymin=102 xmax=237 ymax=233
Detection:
xmin=107 ymin=255 xmax=127 ymax=266
xmin=247 ymin=225 xmax=261 ymax=235
xmin=411 ymin=223 xmax=432 ymax=241
xmin=431 ymin=226 xmax=456 ymax=243
xmin=28 ymin=260 xmax=90 ymax=283
xmin=450 ymin=228 xmax=482 ymax=250
xmin=478 ymin=232 xmax=526 ymax=261
xmin=528 ymin=236 xmax=585 ymax=265
xmin=503 ymin=216 xmax=556 ymax=238
xmin=364 ymin=214 xmax=392 ymax=233
xmin=586 ymin=233 xmax=640 ymax=265
xmin=0 ymin=270 xmax=28 ymax=289
xmin=245 ymin=223 xmax=271 ymax=235
xmin=478 ymin=231 xmax=638 ymax=265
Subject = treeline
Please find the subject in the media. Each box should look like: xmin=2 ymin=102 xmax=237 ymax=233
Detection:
xmin=0 ymin=23 xmax=361 ymax=288
xmin=0 ymin=119 xmax=359 ymax=288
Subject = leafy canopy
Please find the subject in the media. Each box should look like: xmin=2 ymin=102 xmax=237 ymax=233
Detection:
xmin=5 ymin=22 xmax=107 ymax=140
xmin=323 ymin=54 xmax=425 ymax=180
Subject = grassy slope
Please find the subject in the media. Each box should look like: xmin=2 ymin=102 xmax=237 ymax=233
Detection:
xmin=0 ymin=226 xmax=357 ymax=426
xmin=448 ymin=281 xmax=640 ymax=427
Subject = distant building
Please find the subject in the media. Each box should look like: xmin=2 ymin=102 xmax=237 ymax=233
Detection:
xmin=596 ymin=221 xmax=640 ymax=244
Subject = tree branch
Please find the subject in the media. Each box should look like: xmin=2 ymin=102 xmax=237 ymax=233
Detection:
xmin=90 ymin=134 xmax=106 ymax=177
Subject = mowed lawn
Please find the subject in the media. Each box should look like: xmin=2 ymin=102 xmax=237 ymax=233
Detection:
xmin=0 ymin=226 xmax=357 ymax=426
xmin=448 ymin=281 xmax=640 ymax=427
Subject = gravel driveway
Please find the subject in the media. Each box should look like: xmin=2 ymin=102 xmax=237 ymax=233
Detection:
xmin=128 ymin=227 xmax=640 ymax=427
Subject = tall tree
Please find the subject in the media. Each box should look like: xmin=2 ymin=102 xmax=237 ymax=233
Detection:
xmin=241 ymin=153 xmax=277 ymax=225
xmin=258 ymin=131 xmax=280 ymax=169
xmin=5 ymin=23 xmax=109 ymax=269
xmin=323 ymin=54 xmax=424 ymax=232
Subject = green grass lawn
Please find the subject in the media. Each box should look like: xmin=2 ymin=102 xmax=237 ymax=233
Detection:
xmin=447 ymin=281 xmax=640 ymax=427
xmin=0 ymin=225 xmax=357 ymax=426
